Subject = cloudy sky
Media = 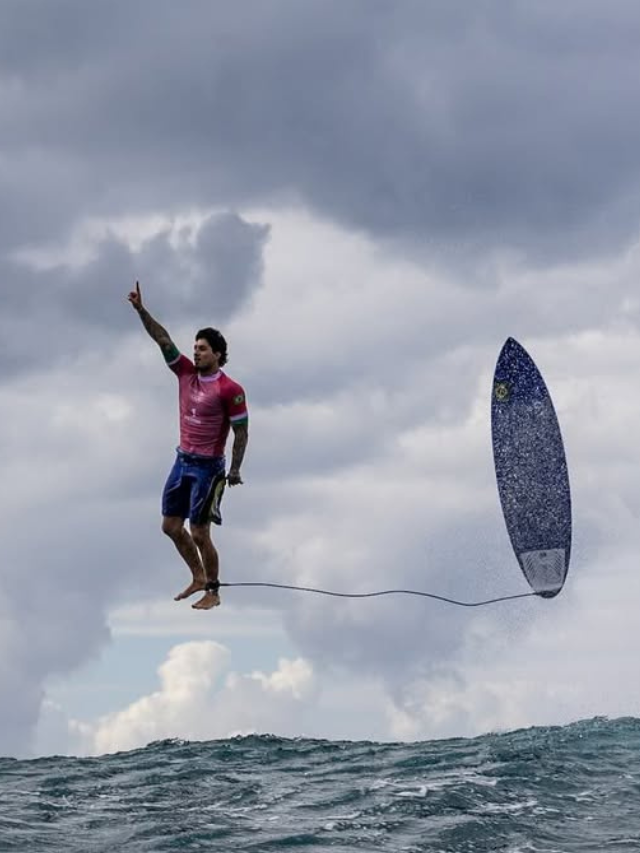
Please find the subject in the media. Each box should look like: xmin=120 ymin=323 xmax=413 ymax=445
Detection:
xmin=2 ymin=0 xmax=640 ymax=758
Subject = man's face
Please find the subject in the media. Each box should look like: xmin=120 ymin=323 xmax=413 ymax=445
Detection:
xmin=193 ymin=338 xmax=220 ymax=373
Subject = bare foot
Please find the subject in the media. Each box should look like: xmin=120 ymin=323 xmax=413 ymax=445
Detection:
xmin=174 ymin=579 xmax=206 ymax=601
xmin=191 ymin=590 xmax=221 ymax=610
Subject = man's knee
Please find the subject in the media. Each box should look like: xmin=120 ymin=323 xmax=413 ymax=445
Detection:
xmin=162 ymin=516 xmax=184 ymax=539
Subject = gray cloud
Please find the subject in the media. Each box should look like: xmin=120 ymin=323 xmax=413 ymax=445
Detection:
xmin=1 ymin=0 xmax=639 ymax=756
xmin=0 ymin=212 xmax=268 ymax=377
xmin=3 ymin=2 xmax=640 ymax=263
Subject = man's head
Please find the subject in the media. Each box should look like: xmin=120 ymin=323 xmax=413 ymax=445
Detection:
xmin=194 ymin=327 xmax=228 ymax=373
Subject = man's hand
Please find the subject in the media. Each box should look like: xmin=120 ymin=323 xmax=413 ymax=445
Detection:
xmin=127 ymin=280 xmax=143 ymax=312
xmin=227 ymin=469 xmax=243 ymax=487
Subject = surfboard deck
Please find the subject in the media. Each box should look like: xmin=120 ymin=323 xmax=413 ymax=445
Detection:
xmin=491 ymin=338 xmax=572 ymax=598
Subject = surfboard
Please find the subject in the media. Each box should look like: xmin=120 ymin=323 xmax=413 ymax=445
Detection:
xmin=491 ymin=338 xmax=572 ymax=598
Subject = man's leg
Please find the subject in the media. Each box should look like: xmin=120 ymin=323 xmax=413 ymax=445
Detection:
xmin=162 ymin=516 xmax=207 ymax=600
xmin=189 ymin=522 xmax=220 ymax=610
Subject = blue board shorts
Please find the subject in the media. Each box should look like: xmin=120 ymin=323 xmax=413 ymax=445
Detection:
xmin=162 ymin=449 xmax=226 ymax=525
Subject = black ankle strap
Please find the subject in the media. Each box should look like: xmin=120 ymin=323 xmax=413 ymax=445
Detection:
xmin=204 ymin=580 xmax=220 ymax=593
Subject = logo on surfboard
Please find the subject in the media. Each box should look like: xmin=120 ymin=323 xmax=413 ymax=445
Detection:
xmin=494 ymin=381 xmax=510 ymax=402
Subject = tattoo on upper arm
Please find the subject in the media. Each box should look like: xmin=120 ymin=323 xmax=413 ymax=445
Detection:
xmin=232 ymin=422 xmax=248 ymax=444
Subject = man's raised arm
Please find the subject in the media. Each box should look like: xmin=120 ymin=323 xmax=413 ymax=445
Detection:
xmin=127 ymin=281 xmax=179 ymax=361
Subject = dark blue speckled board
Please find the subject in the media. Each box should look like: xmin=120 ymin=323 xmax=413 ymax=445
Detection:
xmin=491 ymin=338 xmax=571 ymax=598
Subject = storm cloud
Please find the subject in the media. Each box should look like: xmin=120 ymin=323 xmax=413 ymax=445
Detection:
xmin=2 ymin=1 xmax=640 ymax=756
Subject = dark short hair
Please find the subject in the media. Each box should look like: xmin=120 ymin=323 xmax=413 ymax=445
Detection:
xmin=196 ymin=327 xmax=228 ymax=366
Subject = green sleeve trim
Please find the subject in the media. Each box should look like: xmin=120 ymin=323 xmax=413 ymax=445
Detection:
xmin=163 ymin=343 xmax=180 ymax=364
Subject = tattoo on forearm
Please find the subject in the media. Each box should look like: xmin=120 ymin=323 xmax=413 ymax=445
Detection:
xmin=138 ymin=308 xmax=178 ymax=354
xmin=231 ymin=425 xmax=248 ymax=471
xmin=137 ymin=307 xmax=173 ymax=353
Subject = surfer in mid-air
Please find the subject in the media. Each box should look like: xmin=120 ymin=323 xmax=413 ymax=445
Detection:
xmin=128 ymin=281 xmax=249 ymax=610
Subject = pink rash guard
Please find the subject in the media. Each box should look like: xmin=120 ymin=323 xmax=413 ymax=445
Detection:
xmin=167 ymin=353 xmax=248 ymax=457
